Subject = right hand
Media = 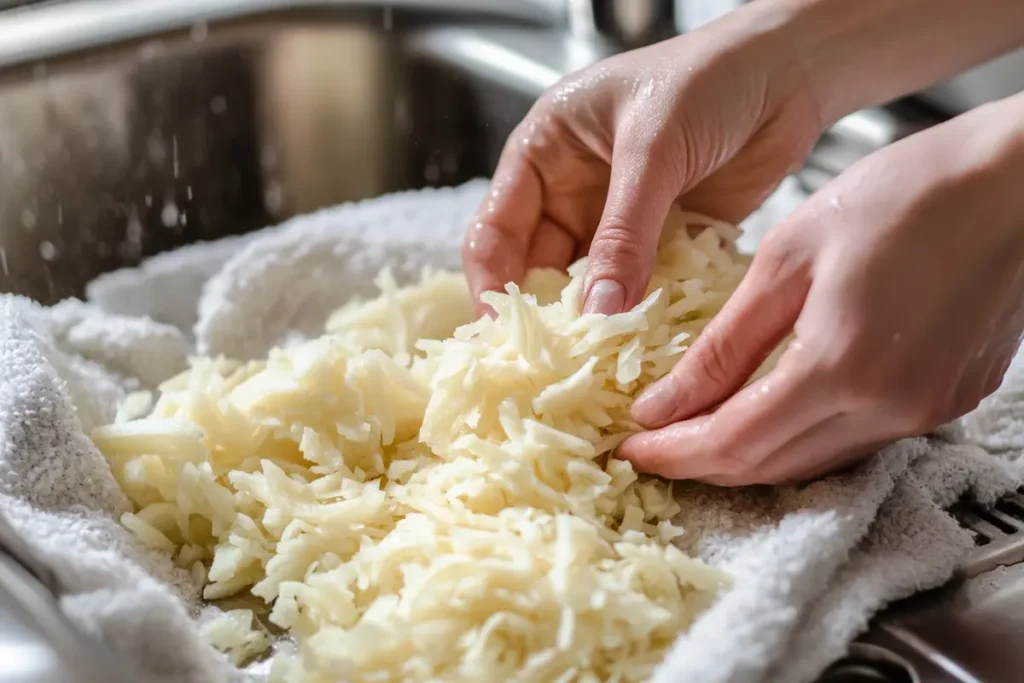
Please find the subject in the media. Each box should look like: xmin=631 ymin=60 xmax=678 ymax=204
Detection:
xmin=462 ymin=15 xmax=824 ymax=316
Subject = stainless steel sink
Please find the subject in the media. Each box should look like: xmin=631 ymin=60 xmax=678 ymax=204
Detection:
xmin=0 ymin=0 xmax=612 ymax=304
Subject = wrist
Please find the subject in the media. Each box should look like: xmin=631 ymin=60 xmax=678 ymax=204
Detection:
xmin=971 ymin=93 xmax=1024 ymax=212
xmin=764 ymin=0 xmax=1024 ymax=127
xmin=687 ymin=1 xmax=829 ymax=136
xmin=918 ymin=92 xmax=1024 ymax=224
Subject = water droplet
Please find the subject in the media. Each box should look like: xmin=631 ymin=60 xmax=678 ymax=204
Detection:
xmin=39 ymin=241 xmax=58 ymax=262
xmin=210 ymin=95 xmax=227 ymax=115
xmin=0 ymin=248 xmax=7 ymax=276
xmin=144 ymin=194 xmax=153 ymax=207
xmin=264 ymin=183 xmax=283 ymax=213
xmin=442 ymin=151 xmax=459 ymax=175
xmin=138 ymin=41 xmax=162 ymax=61
xmin=260 ymin=146 xmax=278 ymax=169
xmin=118 ymin=240 xmax=140 ymax=259
xmin=147 ymin=133 xmax=167 ymax=164
xmin=161 ymin=201 xmax=180 ymax=228
xmin=639 ymin=79 xmax=655 ymax=99
xmin=172 ymin=135 xmax=179 ymax=178
xmin=127 ymin=213 xmax=143 ymax=243
xmin=21 ymin=209 xmax=36 ymax=230
xmin=190 ymin=21 xmax=209 ymax=42
xmin=892 ymin=333 xmax=901 ymax=344
xmin=187 ymin=185 xmax=194 ymax=200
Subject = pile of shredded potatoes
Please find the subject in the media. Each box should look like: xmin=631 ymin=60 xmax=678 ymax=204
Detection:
xmin=92 ymin=209 xmax=762 ymax=683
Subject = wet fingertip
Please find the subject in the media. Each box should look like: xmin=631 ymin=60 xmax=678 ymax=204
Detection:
xmin=631 ymin=374 xmax=681 ymax=427
xmin=613 ymin=432 xmax=656 ymax=470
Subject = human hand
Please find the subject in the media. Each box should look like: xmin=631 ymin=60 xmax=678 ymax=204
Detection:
xmin=462 ymin=13 xmax=823 ymax=317
xmin=619 ymin=94 xmax=1024 ymax=485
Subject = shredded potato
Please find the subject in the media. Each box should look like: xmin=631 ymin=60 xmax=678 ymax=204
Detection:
xmin=200 ymin=609 xmax=270 ymax=666
xmin=92 ymin=209 xmax=769 ymax=682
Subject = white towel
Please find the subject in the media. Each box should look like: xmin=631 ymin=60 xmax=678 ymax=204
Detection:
xmin=3 ymin=179 xmax=1023 ymax=683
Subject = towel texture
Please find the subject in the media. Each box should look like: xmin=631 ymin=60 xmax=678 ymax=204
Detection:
xmin=3 ymin=179 xmax=1023 ymax=683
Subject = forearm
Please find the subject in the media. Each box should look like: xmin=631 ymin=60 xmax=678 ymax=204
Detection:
xmin=734 ymin=0 xmax=1024 ymax=126
xmin=968 ymin=92 xmax=1024 ymax=220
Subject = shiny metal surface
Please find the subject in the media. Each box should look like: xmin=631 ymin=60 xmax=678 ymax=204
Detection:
xmin=796 ymin=104 xmax=946 ymax=193
xmin=568 ymin=0 xmax=675 ymax=46
xmin=0 ymin=516 xmax=141 ymax=683
xmin=955 ymin=492 xmax=1024 ymax=577
xmin=823 ymin=491 xmax=1024 ymax=683
xmin=0 ymin=1 xmax=577 ymax=304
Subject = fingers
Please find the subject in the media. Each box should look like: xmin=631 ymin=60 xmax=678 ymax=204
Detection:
xmin=526 ymin=217 xmax=577 ymax=272
xmin=698 ymin=415 xmax=886 ymax=487
xmin=618 ymin=350 xmax=835 ymax=480
xmin=463 ymin=151 xmax=543 ymax=317
xmin=631 ymin=231 xmax=812 ymax=428
xmin=582 ymin=136 xmax=684 ymax=315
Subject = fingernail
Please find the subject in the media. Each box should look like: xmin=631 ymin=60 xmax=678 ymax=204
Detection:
xmin=632 ymin=374 xmax=680 ymax=427
xmin=584 ymin=280 xmax=625 ymax=315
xmin=476 ymin=303 xmax=497 ymax=320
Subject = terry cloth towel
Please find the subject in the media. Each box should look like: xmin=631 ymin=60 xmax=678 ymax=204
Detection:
xmin=3 ymin=179 xmax=1024 ymax=683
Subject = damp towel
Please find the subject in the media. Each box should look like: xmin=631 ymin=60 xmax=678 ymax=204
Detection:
xmin=3 ymin=179 xmax=1024 ymax=683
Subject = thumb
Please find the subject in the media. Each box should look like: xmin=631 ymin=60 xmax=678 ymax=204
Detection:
xmin=632 ymin=230 xmax=812 ymax=428
xmin=582 ymin=137 xmax=684 ymax=315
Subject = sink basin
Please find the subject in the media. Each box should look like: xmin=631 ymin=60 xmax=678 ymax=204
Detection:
xmin=0 ymin=0 xmax=611 ymax=304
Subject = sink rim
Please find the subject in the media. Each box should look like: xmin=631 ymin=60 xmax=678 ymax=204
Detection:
xmin=0 ymin=0 xmax=556 ymax=69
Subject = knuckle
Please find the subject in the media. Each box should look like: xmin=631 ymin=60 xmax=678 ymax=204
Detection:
xmin=640 ymin=449 xmax=684 ymax=480
xmin=755 ymin=227 xmax=791 ymax=262
xmin=690 ymin=330 xmax=739 ymax=390
xmin=810 ymin=340 xmax=889 ymax=411
xmin=702 ymin=432 xmax=756 ymax=477
xmin=617 ymin=111 xmax=688 ymax=182
xmin=588 ymin=224 xmax=649 ymax=269
xmin=714 ymin=450 xmax=758 ymax=477
xmin=754 ymin=228 xmax=799 ymax=273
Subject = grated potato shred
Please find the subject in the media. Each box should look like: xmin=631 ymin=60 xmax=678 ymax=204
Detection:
xmin=92 ymin=209 xmax=765 ymax=682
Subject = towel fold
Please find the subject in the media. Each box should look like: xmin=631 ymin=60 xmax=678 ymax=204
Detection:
xmin=2 ymin=179 xmax=1022 ymax=683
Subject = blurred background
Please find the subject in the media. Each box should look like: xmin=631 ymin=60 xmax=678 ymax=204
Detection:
xmin=0 ymin=0 xmax=1020 ymax=304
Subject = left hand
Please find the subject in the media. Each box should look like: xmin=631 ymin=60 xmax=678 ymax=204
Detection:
xmin=618 ymin=93 xmax=1024 ymax=485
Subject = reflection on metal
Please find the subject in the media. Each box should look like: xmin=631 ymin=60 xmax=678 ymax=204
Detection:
xmin=797 ymin=106 xmax=943 ymax=194
xmin=412 ymin=29 xmax=565 ymax=94
xmin=0 ymin=1 xmax=588 ymax=303
xmin=829 ymin=489 xmax=1024 ymax=682
xmin=577 ymin=0 xmax=675 ymax=46
xmin=956 ymin=492 xmax=1024 ymax=578
xmin=0 ymin=0 xmax=551 ymax=68
xmin=0 ymin=526 xmax=141 ymax=683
